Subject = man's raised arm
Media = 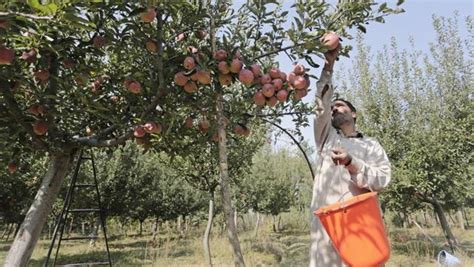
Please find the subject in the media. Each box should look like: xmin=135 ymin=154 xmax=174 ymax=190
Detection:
xmin=314 ymin=47 xmax=339 ymax=151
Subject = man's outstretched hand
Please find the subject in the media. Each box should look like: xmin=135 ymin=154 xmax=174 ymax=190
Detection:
xmin=323 ymin=44 xmax=341 ymax=72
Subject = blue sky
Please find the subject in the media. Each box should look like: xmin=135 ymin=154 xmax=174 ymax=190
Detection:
xmin=255 ymin=0 xmax=474 ymax=153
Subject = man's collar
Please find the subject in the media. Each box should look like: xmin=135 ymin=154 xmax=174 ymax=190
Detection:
xmin=336 ymin=130 xmax=364 ymax=138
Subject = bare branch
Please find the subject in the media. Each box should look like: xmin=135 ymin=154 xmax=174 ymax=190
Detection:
xmin=0 ymin=11 xmax=53 ymax=20
xmin=261 ymin=118 xmax=315 ymax=179
xmin=73 ymin=131 xmax=133 ymax=148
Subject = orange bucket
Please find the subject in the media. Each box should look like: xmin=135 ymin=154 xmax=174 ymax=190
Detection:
xmin=314 ymin=192 xmax=390 ymax=267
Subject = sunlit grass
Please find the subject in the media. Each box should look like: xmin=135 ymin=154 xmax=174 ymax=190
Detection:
xmin=1 ymin=210 xmax=473 ymax=266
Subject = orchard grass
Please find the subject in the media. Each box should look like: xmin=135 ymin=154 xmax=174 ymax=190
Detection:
xmin=1 ymin=210 xmax=473 ymax=266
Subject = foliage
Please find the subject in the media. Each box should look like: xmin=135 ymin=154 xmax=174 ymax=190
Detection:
xmin=338 ymin=13 xmax=473 ymax=213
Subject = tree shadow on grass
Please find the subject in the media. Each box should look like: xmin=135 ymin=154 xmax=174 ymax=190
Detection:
xmin=29 ymin=249 xmax=148 ymax=267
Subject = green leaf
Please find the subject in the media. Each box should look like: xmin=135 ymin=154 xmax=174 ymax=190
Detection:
xmin=397 ymin=0 xmax=405 ymax=6
xmin=378 ymin=3 xmax=387 ymax=12
xmin=357 ymin=25 xmax=367 ymax=33
xmin=26 ymin=0 xmax=58 ymax=14
xmin=375 ymin=16 xmax=385 ymax=23
xmin=304 ymin=55 xmax=319 ymax=68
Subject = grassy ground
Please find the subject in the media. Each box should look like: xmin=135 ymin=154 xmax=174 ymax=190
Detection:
xmin=1 ymin=213 xmax=473 ymax=266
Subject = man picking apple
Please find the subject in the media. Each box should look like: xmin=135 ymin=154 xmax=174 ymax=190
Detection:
xmin=310 ymin=33 xmax=392 ymax=266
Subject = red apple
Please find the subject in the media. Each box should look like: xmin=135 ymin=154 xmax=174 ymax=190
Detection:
xmin=183 ymin=57 xmax=196 ymax=70
xmin=134 ymin=126 xmax=146 ymax=138
xmin=146 ymin=40 xmax=157 ymax=53
xmin=32 ymin=121 xmax=48 ymax=135
xmin=321 ymin=32 xmax=340 ymax=50
xmin=144 ymin=121 xmax=162 ymax=134
xmin=213 ymin=49 xmax=228 ymax=61
xmin=218 ymin=73 xmax=232 ymax=86
xmin=34 ymin=69 xmax=50 ymax=82
xmin=0 ymin=46 xmax=15 ymax=65
xmin=238 ymin=69 xmax=254 ymax=86
xmin=230 ymin=58 xmax=243 ymax=73
xmin=218 ymin=61 xmax=230 ymax=74
xmin=174 ymin=71 xmax=189 ymax=86
xmin=8 ymin=160 xmax=17 ymax=174
xmin=185 ymin=116 xmax=194 ymax=128
xmin=276 ymin=89 xmax=288 ymax=102
xmin=92 ymin=35 xmax=106 ymax=49
xmin=253 ymin=91 xmax=266 ymax=106
xmin=20 ymin=49 xmax=37 ymax=63
xmin=140 ymin=8 xmax=157 ymax=23
xmin=183 ymin=81 xmax=198 ymax=93
xmin=128 ymin=81 xmax=142 ymax=94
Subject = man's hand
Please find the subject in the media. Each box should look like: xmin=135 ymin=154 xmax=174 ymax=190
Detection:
xmin=323 ymin=44 xmax=341 ymax=72
xmin=331 ymin=146 xmax=352 ymax=166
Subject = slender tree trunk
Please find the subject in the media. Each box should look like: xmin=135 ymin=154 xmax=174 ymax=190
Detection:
xmin=66 ymin=216 xmax=74 ymax=238
xmin=152 ymin=218 xmax=159 ymax=242
xmin=139 ymin=220 xmax=143 ymax=236
xmin=456 ymin=210 xmax=465 ymax=231
xmin=234 ymin=210 xmax=238 ymax=232
xmin=185 ymin=215 xmax=189 ymax=233
xmin=272 ymin=215 xmax=277 ymax=233
xmin=1 ymin=224 xmax=10 ymax=239
xmin=462 ymin=208 xmax=470 ymax=228
xmin=203 ymin=197 xmax=215 ymax=267
xmin=5 ymin=223 xmax=14 ymax=241
xmin=82 ymin=221 xmax=86 ymax=235
xmin=5 ymin=151 xmax=74 ymax=267
xmin=89 ymin=217 xmax=100 ymax=247
xmin=277 ymin=215 xmax=282 ymax=232
xmin=210 ymin=3 xmax=244 ymax=263
xmin=216 ymin=94 xmax=245 ymax=266
xmin=254 ymin=212 xmax=260 ymax=238
xmin=430 ymin=198 xmax=458 ymax=251
xmin=448 ymin=212 xmax=457 ymax=225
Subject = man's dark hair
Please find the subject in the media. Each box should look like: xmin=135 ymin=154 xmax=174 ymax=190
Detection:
xmin=333 ymin=98 xmax=356 ymax=113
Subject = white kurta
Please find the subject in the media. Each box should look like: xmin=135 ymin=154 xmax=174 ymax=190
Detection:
xmin=309 ymin=70 xmax=391 ymax=267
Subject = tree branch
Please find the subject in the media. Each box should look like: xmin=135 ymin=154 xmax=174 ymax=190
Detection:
xmin=140 ymin=8 xmax=165 ymax=120
xmin=261 ymin=118 xmax=315 ymax=180
xmin=73 ymin=131 xmax=133 ymax=148
xmin=252 ymin=43 xmax=301 ymax=61
xmin=0 ymin=12 xmax=53 ymax=20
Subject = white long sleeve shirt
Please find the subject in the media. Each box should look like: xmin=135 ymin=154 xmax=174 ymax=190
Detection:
xmin=309 ymin=70 xmax=391 ymax=267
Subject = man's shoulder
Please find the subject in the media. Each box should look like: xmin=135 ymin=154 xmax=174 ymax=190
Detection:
xmin=361 ymin=136 xmax=382 ymax=146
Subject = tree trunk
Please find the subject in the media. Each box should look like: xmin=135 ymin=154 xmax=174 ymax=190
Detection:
xmin=203 ymin=197 xmax=214 ymax=267
xmin=5 ymin=151 xmax=74 ymax=267
xmin=431 ymin=198 xmax=458 ymax=251
xmin=66 ymin=216 xmax=74 ymax=238
xmin=152 ymin=218 xmax=158 ymax=242
xmin=254 ymin=212 xmax=260 ymax=238
xmin=81 ymin=221 xmax=86 ymax=235
xmin=456 ymin=210 xmax=465 ymax=231
xmin=5 ymin=223 xmax=14 ymax=241
xmin=234 ymin=210 xmax=238 ymax=232
xmin=462 ymin=208 xmax=470 ymax=228
xmin=139 ymin=220 xmax=143 ymax=236
xmin=216 ymin=94 xmax=245 ymax=267
xmin=89 ymin=217 xmax=100 ymax=247
xmin=1 ymin=224 xmax=10 ymax=239
xmin=185 ymin=215 xmax=189 ymax=233
xmin=277 ymin=215 xmax=282 ymax=232
xmin=272 ymin=215 xmax=277 ymax=233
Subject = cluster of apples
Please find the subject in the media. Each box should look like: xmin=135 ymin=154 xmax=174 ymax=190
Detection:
xmin=133 ymin=121 xmax=163 ymax=145
xmin=251 ymin=64 xmax=311 ymax=107
xmin=24 ymin=103 xmax=49 ymax=136
xmin=172 ymin=46 xmax=313 ymax=108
